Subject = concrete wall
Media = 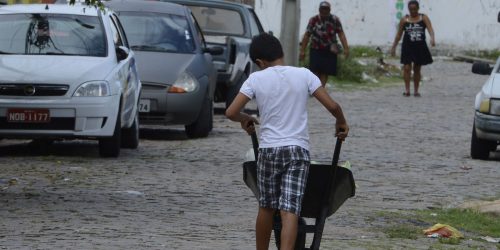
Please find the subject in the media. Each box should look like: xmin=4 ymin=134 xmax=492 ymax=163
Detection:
xmin=255 ymin=0 xmax=500 ymax=51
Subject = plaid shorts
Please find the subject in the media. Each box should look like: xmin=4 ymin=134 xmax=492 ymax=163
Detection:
xmin=257 ymin=145 xmax=310 ymax=215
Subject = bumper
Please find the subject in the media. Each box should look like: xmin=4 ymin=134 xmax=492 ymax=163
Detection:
xmin=139 ymin=86 xmax=206 ymax=125
xmin=475 ymin=111 xmax=500 ymax=141
xmin=0 ymin=95 xmax=120 ymax=139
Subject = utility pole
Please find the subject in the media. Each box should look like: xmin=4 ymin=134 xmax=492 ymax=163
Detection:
xmin=280 ymin=0 xmax=300 ymax=66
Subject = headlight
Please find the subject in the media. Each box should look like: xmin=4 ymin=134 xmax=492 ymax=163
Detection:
xmin=74 ymin=81 xmax=110 ymax=97
xmin=478 ymin=99 xmax=500 ymax=115
xmin=490 ymin=99 xmax=500 ymax=115
xmin=479 ymin=99 xmax=490 ymax=113
xmin=168 ymin=72 xmax=198 ymax=93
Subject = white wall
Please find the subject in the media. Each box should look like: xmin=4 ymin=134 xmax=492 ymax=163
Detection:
xmin=254 ymin=0 xmax=500 ymax=50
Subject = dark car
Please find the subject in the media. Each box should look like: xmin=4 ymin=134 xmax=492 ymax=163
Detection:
xmin=107 ymin=0 xmax=222 ymax=138
xmin=163 ymin=0 xmax=265 ymax=108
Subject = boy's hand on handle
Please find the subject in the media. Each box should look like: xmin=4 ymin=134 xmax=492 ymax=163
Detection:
xmin=335 ymin=122 xmax=349 ymax=141
xmin=241 ymin=116 xmax=259 ymax=135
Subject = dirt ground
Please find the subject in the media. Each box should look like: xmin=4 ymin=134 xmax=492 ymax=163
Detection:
xmin=1 ymin=59 xmax=499 ymax=249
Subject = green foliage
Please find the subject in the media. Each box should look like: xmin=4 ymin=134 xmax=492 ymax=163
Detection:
xmin=383 ymin=224 xmax=420 ymax=239
xmin=300 ymin=45 xmax=401 ymax=85
xmin=465 ymin=50 xmax=500 ymax=61
xmin=437 ymin=237 xmax=461 ymax=245
xmin=350 ymin=46 xmax=384 ymax=58
xmin=336 ymin=56 xmax=367 ymax=82
xmin=69 ymin=0 xmax=105 ymax=10
xmin=416 ymin=208 xmax=500 ymax=237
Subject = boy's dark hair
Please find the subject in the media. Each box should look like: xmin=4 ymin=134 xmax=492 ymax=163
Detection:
xmin=249 ymin=33 xmax=284 ymax=64
xmin=408 ymin=0 xmax=419 ymax=8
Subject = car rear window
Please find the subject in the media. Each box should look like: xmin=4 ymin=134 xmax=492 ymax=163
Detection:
xmin=188 ymin=6 xmax=244 ymax=36
xmin=0 ymin=14 xmax=106 ymax=57
xmin=117 ymin=12 xmax=195 ymax=54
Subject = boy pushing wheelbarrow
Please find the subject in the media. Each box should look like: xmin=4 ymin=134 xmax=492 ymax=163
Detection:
xmin=225 ymin=33 xmax=349 ymax=250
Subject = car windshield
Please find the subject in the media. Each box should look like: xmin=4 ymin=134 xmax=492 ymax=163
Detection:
xmin=188 ymin=6 xmax=244 ymax=37
xmin=117 ymin=12 xmax=195 ymax=54
xmin=0 ymin=13 xmax=106 ymax=56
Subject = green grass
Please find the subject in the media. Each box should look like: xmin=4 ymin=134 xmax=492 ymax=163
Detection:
xmin=350 ymin=46 xmax=384 ymax=58
xmin=300 ymin=45 xmax=402 ymax=86
xmin=384 ymin=224 xmax=421 ymax=239
xmin=464 ymin=49 xmax=500 ymax=61
xmin=416 ymin=208 xmax=500 ymax=238
xmin=375 ymin=207 xmax=500 ymax=245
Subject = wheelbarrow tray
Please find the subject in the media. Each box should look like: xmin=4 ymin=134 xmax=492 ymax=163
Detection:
xmin=243 ymin=161 xmax=355 ymax=218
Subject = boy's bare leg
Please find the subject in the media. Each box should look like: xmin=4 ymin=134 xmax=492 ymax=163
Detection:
xmin=280 ymin=210 xmax=299 ymax=250
xmin=256 ymin=207 xmax=275 ymax=250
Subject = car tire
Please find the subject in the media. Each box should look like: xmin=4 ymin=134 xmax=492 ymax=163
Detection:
xmin=185 ymin=96 xmax=213 ymax=138
xmin=121 ymin=110 xmax=139 ymax=149
xmin=225 ymin=72 xmax=248 ymax=109
xmin=470 ymin=123 xmax=493 ymax=160
xmin=99 ymin=112 xmax=121 ymax=158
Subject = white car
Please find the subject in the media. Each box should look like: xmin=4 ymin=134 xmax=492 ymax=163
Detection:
xmin=471 ymin=59 xmax=500 ymax=159
xmin=0 ymin=4 xmax=142 ymax=157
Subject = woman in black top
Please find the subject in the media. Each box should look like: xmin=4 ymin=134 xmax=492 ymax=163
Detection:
xmin=391 ymin=0 xmax=435 ymax=97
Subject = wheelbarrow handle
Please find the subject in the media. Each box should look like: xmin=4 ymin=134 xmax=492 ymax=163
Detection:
xmin=331 ymin=138 xmax=343 ymax=168
xmin=251 ymin=132 xmax=259 ymax=161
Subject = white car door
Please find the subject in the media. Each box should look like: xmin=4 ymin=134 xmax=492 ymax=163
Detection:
xmin=108 ymin=14 xmax=138 ymax=127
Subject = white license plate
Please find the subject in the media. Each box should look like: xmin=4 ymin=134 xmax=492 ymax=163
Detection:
xmin=139 ymin=99 xmax=150 ymax=113
xmin=7 ymin=108 xmax=50 ymax=123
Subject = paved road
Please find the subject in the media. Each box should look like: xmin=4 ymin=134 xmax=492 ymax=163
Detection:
xmin=1 ymin=59 xmax=499 ymax=249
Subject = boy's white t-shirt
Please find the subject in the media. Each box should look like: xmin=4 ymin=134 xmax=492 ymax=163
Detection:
xmin=239 ymin=65 xmax=321 ymax=151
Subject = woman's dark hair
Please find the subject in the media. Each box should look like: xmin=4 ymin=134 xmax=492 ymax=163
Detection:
xmin=408 ymin=0 xmax=419 ymax=8
xmin=249 ymin=33 xmax=284 ymax=64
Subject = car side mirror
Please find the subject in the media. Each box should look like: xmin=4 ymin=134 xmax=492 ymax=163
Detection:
xmin=204 ymin=46 xmax=223 ymax=56
xmin=472 ymin=62 xmax=493 ymax=75
xmin=116 ymin=46 xmax=129 ymax=61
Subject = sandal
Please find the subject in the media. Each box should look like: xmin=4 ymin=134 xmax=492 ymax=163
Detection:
xmin=403 ymin=92 xmax=410 ymax=97
xmin=414 ymin=93 xmax=421 ymax=97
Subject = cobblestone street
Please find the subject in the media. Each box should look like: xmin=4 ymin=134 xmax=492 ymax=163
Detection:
xmin=1 ymin=59 xmax=499 ymax=249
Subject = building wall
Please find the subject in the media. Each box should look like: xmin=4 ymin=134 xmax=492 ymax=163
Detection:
xmin=255 ymin=0 xmax=500 ymax=50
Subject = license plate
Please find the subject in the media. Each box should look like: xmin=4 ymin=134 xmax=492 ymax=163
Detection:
xmin=7 ymin=108 xmax=50 ymax=123
xmin=139 ymin=99 xmax=150 ymax=113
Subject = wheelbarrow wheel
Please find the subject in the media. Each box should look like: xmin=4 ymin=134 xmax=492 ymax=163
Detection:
xmin=273 ymin=215 xmax=307 ymax=250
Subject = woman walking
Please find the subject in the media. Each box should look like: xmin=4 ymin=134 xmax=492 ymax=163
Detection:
xmin=391 ymin=0 xmax=435 ymax=97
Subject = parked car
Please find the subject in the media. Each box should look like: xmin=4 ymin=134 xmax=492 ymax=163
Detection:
xmin=107 ymin=0 xmax=221 ymax=138
xmin=471 ymin=59 xmax=500 ymax=159
xmin=0 ymin=4 xmax=141 ymax=157
xmin=469 ymin=13 xmax=500 ymax=160
xmin=163 ymin=0 xmax=265 ymax=108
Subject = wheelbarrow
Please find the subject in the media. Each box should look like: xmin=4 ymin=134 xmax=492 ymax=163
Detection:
xmin=243 ymin=132 xmax=355 ymax=249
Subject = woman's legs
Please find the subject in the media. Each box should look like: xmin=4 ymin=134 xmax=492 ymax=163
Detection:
xmin=403 ymin=64 xmax=412 ymax=95
xmin=413 ymin=64 xmax=422 ymax=96
xmin=313 ymin=71 xmax=328 ymax=88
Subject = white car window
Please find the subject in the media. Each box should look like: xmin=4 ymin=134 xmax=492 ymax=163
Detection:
xmin=189 ymin=6 xmax=244 ymax=36
xmin=109 ymin=16 xmax=124 ymax=47
xmin=117 ymin=11 xmax=195 ymax=53
xmin=0 ymin=13 xmax=106 ymax=56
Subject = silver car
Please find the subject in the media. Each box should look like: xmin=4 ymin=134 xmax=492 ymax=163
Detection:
xmin=0 ymin=4 xmax=142 ymax=157
xmin=107 ymin=0 xmax=221 ymax=138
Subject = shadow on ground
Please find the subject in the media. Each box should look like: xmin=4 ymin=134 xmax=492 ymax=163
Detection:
xmin=139 ymin=128 xmax=189 ymax=141
xmin=0 ymin=140 xmax=100 ymax=157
